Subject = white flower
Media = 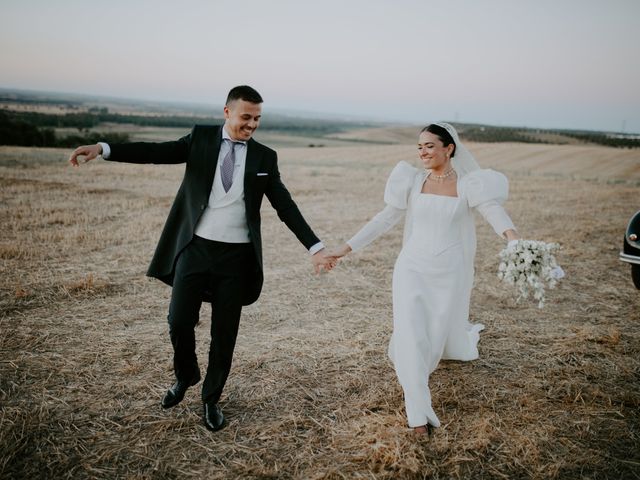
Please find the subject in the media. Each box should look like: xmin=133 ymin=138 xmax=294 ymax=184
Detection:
xmin=497 ymin=240 xmax=563 ymax=309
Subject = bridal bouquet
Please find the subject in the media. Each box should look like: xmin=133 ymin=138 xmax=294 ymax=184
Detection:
xmin=497 ymin=240 xmax=564 ymax=308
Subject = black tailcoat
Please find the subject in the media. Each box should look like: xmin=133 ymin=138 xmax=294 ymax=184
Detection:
xmin=107 ymin=125 xmax=320 ymax=305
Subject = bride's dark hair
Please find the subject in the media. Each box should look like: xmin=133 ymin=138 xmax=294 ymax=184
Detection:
xmin=421 ymin=124 xmax=456 ymax=157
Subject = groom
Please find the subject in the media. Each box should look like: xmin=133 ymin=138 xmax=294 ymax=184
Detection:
xmin=69 ymin=85 xmax=334 ymax=431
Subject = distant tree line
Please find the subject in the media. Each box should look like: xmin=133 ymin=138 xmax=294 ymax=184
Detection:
xmin=562 ymin=132 xmax=640 ymax=149
xmin=3 ymin=106 xmax=638 ymax=149
xmin=4 ymin=108 xmax=209 ymax=129
xmin=0 ymin=108 xmax=354 ymax=136
xmin=457 ymin=126 xmax=548 ymax=145
xmin=0 ymin=110 xmax=129 ymax=147
xmin=0 ymin=93 xmax=82 ymax=107
xmin=0 ymin=107 xmax=353 ymax=147
xmin=455 ymin=124 xmax=639 ymax=149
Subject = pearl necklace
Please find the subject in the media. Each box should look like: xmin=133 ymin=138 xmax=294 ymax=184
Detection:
xmin=428 ymin=168 xmax=456 ymax=182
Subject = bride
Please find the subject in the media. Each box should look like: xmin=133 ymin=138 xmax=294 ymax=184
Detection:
xmin=328 ymin=123 xmax=520 ymax=435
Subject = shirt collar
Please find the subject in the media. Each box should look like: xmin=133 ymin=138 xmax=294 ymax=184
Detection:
xmin=222 ymin=126 xmax=247 ymax=145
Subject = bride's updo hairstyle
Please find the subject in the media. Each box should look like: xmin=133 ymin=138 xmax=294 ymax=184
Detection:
xmin=421 ymin=124 xmax=457 ymax=157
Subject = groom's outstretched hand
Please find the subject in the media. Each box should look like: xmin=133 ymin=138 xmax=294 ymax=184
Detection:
xmin=69 ymin=144 xmax=102 ymax=167
xmin=311 ymin=249 xmax=337 ymax=274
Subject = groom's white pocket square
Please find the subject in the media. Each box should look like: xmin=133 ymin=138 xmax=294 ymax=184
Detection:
xmin=257 ymin=173 xmax=268 ymax=176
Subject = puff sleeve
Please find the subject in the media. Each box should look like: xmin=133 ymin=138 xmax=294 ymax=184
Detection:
xmin=462 ymin=169 xmax=515 ymax=237
xmin=383 ymin=161 xmax=418 ymax=209
xmin=347 ymin=161 xmax=417 ymax=252
xmin=463 ymin=169 xmax=509 ymax=207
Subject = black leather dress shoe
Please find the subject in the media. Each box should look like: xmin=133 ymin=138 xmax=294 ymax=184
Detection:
xmin=161 ymin=373 xmax=201 ymax=409
xmin=203 ymin=402 xmax=225 ymax=431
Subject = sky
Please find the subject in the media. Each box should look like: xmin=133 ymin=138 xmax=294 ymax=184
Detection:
xmin=1 ymin=0 xmax=639 ymax=133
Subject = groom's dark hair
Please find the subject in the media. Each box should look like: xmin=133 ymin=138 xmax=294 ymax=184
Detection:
xmin=422 ymin=124 xmax=456 ymax=157
xmin=226 ymin=85 xmax=263 ymax=105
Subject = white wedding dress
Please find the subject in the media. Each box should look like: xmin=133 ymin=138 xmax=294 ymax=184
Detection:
xmin=347 ymin=161 xmax=515 ymax=428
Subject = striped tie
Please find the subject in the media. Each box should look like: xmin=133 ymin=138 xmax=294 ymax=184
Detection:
xmin=221 ymin=139 xmax=240 ymax=192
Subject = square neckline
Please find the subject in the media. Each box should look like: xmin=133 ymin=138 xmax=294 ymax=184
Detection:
xmin=419 ymin=173 xmax=459 ymax=199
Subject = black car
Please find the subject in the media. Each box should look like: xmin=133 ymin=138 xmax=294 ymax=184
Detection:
xmin=620 ymin=210 xmax=640 ymax=289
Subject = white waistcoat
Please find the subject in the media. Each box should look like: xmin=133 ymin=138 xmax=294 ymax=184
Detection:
xmin=194 ymin=158 xmax=250 ymax=243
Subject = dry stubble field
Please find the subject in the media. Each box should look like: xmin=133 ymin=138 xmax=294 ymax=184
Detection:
xmin=1 ymin=139 xmax=639 ymax=479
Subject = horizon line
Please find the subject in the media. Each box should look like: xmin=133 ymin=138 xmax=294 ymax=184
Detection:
xmin=0 ymin=85 xmax=637 ymax=136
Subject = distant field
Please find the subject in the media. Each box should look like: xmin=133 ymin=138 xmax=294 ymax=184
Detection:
xmin=1 ymin=139 xmax=639 ymax=478
xmin=53 ymin=124 xmax=388 ymax=147
xmin=3 ymin=134 xmax=639 ymax=183
xmin=333 ymin=124 xmax=637 ymax=146
xmin=54 ymin=125 xmax=193 ymax=143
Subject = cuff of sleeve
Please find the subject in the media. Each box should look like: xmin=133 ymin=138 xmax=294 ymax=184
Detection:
xmin=345 ymin=239 xmax=360 ymax=253
xmin=496 ymin=220 xmax=516 ymax=237
xmin=309 ymin=242 xmax=324 ymax=255
xmin=98 ymin=142 xmax=111 ymax=159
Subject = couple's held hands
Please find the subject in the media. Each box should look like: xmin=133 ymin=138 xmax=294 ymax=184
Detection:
xmin=69 ymin=144 xmax=102 ymax=167
xmin=310 ymin=243 xmax=352 ymax=274
xmin=311 ymin=249 xmax=337 ymax=274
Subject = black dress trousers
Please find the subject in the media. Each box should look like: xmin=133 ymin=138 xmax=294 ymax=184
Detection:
xmin=167 ymin=235 xmax=254 ymax=404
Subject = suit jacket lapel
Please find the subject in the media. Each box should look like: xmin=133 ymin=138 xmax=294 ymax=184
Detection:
xmin=244 ymin=138 xmax=260 ymax=189
xmin=203 ymin=126 xmax=223 ymax=194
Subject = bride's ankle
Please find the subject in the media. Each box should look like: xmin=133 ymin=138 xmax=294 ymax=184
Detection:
xmin=413 ymin=424 xmax=434 ymax=436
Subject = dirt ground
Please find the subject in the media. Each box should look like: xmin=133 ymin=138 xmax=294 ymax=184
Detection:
xmin=1 ymin=141 xmax=639 ymax=479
